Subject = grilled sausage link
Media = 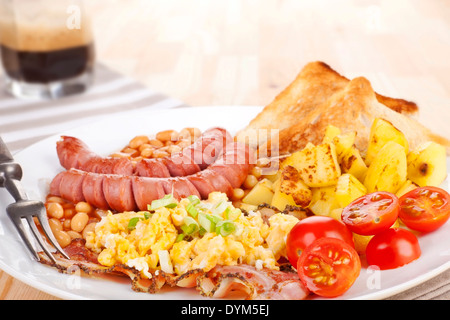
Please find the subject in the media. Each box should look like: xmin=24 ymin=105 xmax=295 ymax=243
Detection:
xmin=50 ymin=142 xmax=256 ymax=212
xmin=56 ymin=127 xmax=232 ymax=178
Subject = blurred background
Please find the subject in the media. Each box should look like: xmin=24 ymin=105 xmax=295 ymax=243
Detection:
xmin=85 ymin=0 xmax=449 ymax=109
xmin=1 ymin=0 xmax=449 ymax=125
xmin=0 ymin=0 xmax=449 ymax=299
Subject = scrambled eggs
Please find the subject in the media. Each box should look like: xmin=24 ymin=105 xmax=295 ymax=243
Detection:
xmin=86 ymin=192 xmax=299 ymax=279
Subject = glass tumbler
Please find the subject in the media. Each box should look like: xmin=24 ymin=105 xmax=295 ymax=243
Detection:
xmin=0 ymin=0 xmax=95 ymax=99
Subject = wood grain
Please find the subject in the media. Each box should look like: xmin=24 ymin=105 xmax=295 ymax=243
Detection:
xmin=1 ymin=0 xmax=449 ymax=300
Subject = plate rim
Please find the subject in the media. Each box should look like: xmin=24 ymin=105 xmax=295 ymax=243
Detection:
xmin=0 ymin=105 xmax=449 ymax=300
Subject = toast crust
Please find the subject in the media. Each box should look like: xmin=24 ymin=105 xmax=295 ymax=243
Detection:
xmin=263 ymin=77 xmax=450 ymax=155
xmin=235 ymin=61 xmax=419 ymax=149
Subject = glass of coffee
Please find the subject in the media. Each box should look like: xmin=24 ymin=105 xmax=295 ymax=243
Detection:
xmin=0 ymin=0 xmax=95 ymax=99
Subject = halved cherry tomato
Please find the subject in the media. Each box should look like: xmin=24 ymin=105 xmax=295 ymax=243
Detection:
xmin=341 ymin=192 xmax=399 ymax=235
xmin=399 ymin=186 xmax=450 ymax=233
xmin=366 ymin=228 xmax=421 ymax=270
xmin=286 ymin=216 xmax=354 ymax=268
xmin=297 ymin=237 xmax=361 ymax=298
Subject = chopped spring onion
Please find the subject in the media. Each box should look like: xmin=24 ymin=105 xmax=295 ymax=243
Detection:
xmin=198 ymin=213 xmax=214 ymax=233
xmin=198 ymin=213 xmax=232 ymax=235
xmin=198 ymin=227 xmax=207 ymax=236
xmin=206 ymin=213 xmax=223 ymax=224
xmin=196 ymin=201 xmax=213 ymax=212
xmin=128 ymin=211 xmax=152 ymax=230
xmin=224 ymin=207 xmax=240 ymax=221
xmin=143 ymin=211 xmax=152 ymax=220
xmin=181 ymin=216 xmax=199 ymax=235
xmin=176 ymin=233 xmax=185 ymax=242
xmin=212 ymin=200 xmax=230 ymax=215
xmin=148 ymin=194 xmax=178 ymax=211
xmin=215 ymin=220 xmax=236 ymax=237
xmin=188 ymin=195 xmax=200 ymax=205
xmin=186 ymin=203 xmax=199 ymax=218
xmin=127 ymin=217 xmax=141 ymax=230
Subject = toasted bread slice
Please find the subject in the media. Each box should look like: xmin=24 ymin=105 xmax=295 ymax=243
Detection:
xmin=235 ymin=61 xmax=418 ymax=148
xmin=263 ymin=77 xmax=450 ymax=155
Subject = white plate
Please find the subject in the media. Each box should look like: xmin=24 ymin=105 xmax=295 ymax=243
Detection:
xmin=0 ymin=106 xmax=449 ymax=300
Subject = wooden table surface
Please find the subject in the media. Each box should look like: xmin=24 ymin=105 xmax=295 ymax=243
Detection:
xmin=1 ymin=0 xmax=449 ymax=300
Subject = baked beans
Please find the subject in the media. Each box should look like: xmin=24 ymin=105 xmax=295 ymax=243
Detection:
xmin=45 ymin=196 xmax=101 ymax=248
xmin=71 ymin=212 xmax=89 ymax=233
xmin=243 ymin=174 xmax=259 ymax=189
xmin=75 ymin=201 xmax=92 ymax=214
xmin=156 ymin=130 xmax=179 ymax=142
xmin=46 ymin=202 xmax=64 ymax=219
xmin=54 ymin=230 xmax=71 ymax=248
xmin=229 ymin=165 xmax=266 ymax=202
xmin=129 ymin=135 xmax=149 ymax=149
xmin=112 ymin=127 xmax=201 ymax=160
xmin=232 ymin=188 xmax=245 ymax=200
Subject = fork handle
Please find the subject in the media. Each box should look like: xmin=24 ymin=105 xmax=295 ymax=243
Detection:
xmin=4 ymin=178 xmax=28 ymax=202
xmin=0 ymin=162 xmax=27 ymax=202
xmin=0 ymin=162 xmax=22 ymax=188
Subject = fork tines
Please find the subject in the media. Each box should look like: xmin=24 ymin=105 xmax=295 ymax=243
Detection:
xmin=1 ymin=137 xmax=69 ymax=263
xmin=6 ymin=199 xmax=70 ymax=263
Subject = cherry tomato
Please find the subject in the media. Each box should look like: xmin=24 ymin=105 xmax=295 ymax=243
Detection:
xmin=399 ymin=186 xmax=450 ymax=233
xmin=297 ymin=237 xmax=361 ymax=298
xmin=341 ymin=192 xmax=399 ymax=235
xmin=366 ymin=228 xmax=421 ymax=270
xmin=286 ymin=216 xmax=354 ymax=268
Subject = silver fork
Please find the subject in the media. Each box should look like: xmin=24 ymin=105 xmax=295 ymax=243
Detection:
xmin=0 ymin=137 xmax=69 ymax=263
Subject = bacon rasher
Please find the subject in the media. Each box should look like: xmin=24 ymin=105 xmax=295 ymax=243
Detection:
xmin=37 ymin=240 xmax=309 ymax=300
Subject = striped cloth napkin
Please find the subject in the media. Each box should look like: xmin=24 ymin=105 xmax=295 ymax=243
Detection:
xmin=0 ymin=63 xmax=449 ymax=300
xmin=0 ymin=63 xmax=189 ymax=154
xmin=387 ymin=268 xmax=450 ymax=300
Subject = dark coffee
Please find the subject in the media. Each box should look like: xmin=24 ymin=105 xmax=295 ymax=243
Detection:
xmin=1 ymin=43 xmax=94 ymax=83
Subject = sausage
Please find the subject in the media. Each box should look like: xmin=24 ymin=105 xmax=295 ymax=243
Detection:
xmin=132 ymin=177 xmax=167 ymax=211
xmin=186 ymin=171 xmax=217 ymax=199
xmin=58 ymin=169 xmax=86 ymax=204
xmin=187 ymin=169 xmax=233 ymax=199
xmin=160 ymin=157 xmax=192 ymax=177
xmin=56 ymin=136 xmax=95 ymax=170
xmin=49 ymin=171 xmax=65 ymax=196
xmin=134 ymin=158 xmax=171 ymax=178
xmin=209 ymin=142 xmax=256 ymax=188
xmin=183 ymin=128 xmax=232 ymax=169
xmin=131 ymin=177 xmax=202 ymax=211
xmin=209 ymin=163 xmax=244 ymax=188
xmin=102 ymin=175 xmax=136 ymax=212
xmin=57 ymin=136 xmax=136 ymax=176
xmin=49 ymin=142 xmax=255 ymax=212
xmin=52 ymin=168 xmax=228 ymax=212
xmin=162 ymin=178 xmax=201 ymax=200
xmin=81 ymin=172 xmax=109 ymax=210
xmin=84 ymin=157 xmax=134 ymax=176
xmin=56 ymin=127 xmax=232 ymax=177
